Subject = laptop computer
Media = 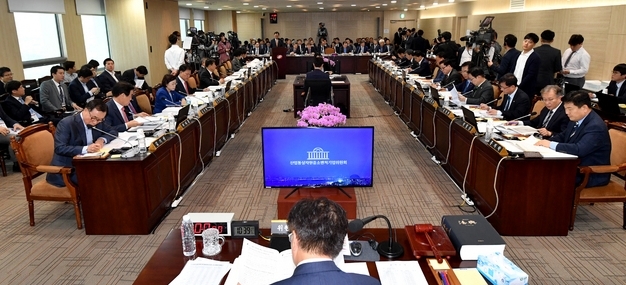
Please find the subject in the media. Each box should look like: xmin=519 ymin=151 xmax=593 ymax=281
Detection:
xmin=563 ymin=82 xmax=581 ymax=95
xmin=430 ymin=86 xmax=441 ymax=101
xmin=175 ymin=104 xmax=191 ymax=128
xmin=224 ymin=80 xmax=233 ymax=93
xmin=595 ymin=92 xmax=626 ymax=117
xmin=461 ymin=106 xmax=484 ymax=134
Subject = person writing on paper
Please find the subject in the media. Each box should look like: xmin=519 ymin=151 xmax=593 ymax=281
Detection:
xmin=198 ymin=59 xmax=225 ymax=89
xmin=508 ymin=85 xmax=569 ymax=138
xmin=479 ymin=73 xmax=530 ymax=120
xmin=459 ymin=67 xmax=494 ymax=105
xmin=430 ymin=59 xmax=461 ymax=90
xmin=534 ymin=91 xmax=611 ymax=187
xmin=154 ymin=74 xmax=187 ymax=114
xmin=47 ymin=99 xmax=116 ymax=187
xmin=271 ymin=197 xmax=380 ymax=285
xmin=105 ymin=82 xmax=148 ymax=132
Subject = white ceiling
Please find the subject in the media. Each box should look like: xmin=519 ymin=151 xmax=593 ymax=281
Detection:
xmin=177 ymin=0 xmax=471 ymax=13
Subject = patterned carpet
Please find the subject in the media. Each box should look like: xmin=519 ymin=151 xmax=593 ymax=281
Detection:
xmin=0 ymin=74 xmax=625 ymax=284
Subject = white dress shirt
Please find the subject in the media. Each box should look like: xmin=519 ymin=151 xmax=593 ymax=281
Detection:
xmin=164 ymin=44 xmax=186 ymax=70
xmin=562 ymin=46 xmax=590 ymax=78
xmin=513 ymin=49 xmax=534 ymax=85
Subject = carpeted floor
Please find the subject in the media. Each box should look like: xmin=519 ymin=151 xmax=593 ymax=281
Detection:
xmin=0 ymin=74 xmax=625 ymax=284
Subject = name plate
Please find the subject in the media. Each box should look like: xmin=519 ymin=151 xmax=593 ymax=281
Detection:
xmin=199 ymin=105 xmax=212 ymax=117
xmin=461 ymin=121 xmax=477 ymax=134
xmin=423 ymin=97 xmax=439 ymax=108
xmin=271 ymin=220 xmax=289 ymax=235
xmin=176 ymin=118 xmax=195 ymax=132
xmin=148 ymin=133 xmax=173 ymax=152
xmin=487 ymin=139 xmax=508 ymax=157
xmin=439 ymin=107 xmax=456 ymax=120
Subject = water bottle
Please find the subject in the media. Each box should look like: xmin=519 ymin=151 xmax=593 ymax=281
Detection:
xmin=188 ymin=101 xmax=197 ymax=119
xmin=181 ymin=215 xmax=196 ymax=256
xmin=168 ymin=113 xmax=176 ymax=132
xmin=136 ymin=129 xmax=147 ymax=154
xmin=485 ymin=121 xmax=494 ymax=140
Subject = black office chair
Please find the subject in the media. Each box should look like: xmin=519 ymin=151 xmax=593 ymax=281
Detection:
xmin=304 ymin=79 xmax=333 ymax=107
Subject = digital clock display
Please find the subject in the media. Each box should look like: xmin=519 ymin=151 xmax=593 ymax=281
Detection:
xmin=231 ymin=220 xmax=260 ymax=238
xmin=234 ymin=226 xmax=257 ymax=237
xmin=192 ymin=222 xmax=229 ymax=236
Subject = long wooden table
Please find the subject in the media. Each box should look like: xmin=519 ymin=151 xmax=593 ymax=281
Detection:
xmin=292 ymin=75 xmax=351 ymax=117
xmin=133 ymin=228 xmax=475 ymax=285
xmin=284 ymin=54 xmax=372 ymax=74
xmin=369 ymin=60 xmax=580 ymax=236
xmin=74 ymin=62 xmax=277 ymax=235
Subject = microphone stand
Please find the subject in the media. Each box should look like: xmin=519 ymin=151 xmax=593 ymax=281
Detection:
xmin=91 ymin=126 xmax=138 ymax=158
xmin=377 ymin=215 xmax=404 ymax=258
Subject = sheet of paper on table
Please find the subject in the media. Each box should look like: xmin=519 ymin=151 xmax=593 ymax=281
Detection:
xmin=169 ymin=257 xmax=232 ymax=285
xmin=376 ymin=260 xmax=428 ymax=285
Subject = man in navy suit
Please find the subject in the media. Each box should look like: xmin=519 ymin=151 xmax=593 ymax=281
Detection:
xmin=175 ymin=64 xmax=196 ymax=95
xmin=480 ymin=73 xmax=530 ymax=120
xmin=69 ymin=66 xmax=101 ymax=108
xmin=534 ymin=30 xmax=562 ymax=94
xmin=301 ymin=57 xmax=331 ymax=106
xmin=511 ymin=85 xmax=569 ymax=138
xmin=104 ymin=82 xmax=148 ymax=132
xmin=2 ymin=80 xmax=47 ymax=126
xmin=270 ymin=31 xmax=285 ymax=49
xmin=591 ymin=63 xmax=626 ymax=103
xmin=46 ymin=99 xmax=117 ymax=187
xmin=455 ymin=61 xmax=475 ymax=94
xmin=536 ymin=90 xmax=611 ymax=187
xmin=488 ymin=34 xmax=521 ymax=79
xmin=271 ymin=197 xmax=380 ymax=285
xmin=407 ymin=50 xmax=431 ymax=76
xmin=97 ymin=58 xmax=122 ymax=97
xmin=512 ymin=33 xmax=542 ymax=98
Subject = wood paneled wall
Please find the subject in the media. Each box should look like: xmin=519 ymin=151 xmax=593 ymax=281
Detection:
xmin=207 ymin=11 xmax=234 ymax=35
xmin=145 ymin=0 xmax=179 ymax=84
xmin=236 ymin=13 xmax=263 ymax=43
xmin=0 ymin=1 xmax=24 ymax=80
xmin=62 ymin=0 xmax=87 ymax=65
xmin=420 ymin=3 xmax=626 ymax=80
xmin=105 ymin=0 xmax=150 ymax=80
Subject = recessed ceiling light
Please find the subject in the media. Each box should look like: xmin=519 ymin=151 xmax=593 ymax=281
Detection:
xmin=403 ymin=8 xmax=407 ymax=11
xmin=254 ymin=5 xmax=259 ymax=7
xmin=287 ymin=5 xmax=291 ymax=7
xmin=449 ymin=0 xmax=454 ymax=2
xmin=351 ymin=4 xmax=356 ymax=6
xmin=319 ymin=7 xmax=324 ymax=9
xmin=433 ymin=2 xmax=438 ymax=5
xmin=420 ymin=4 xmax=425 ymax=8
xmin=185 ymin=3 xmax=191 ymax=5
xmin=204 ymin=6 xmax=208 ymax=8
xmin=262 ymin=7 xmax=266 ymax=10
xmin=317 ymin=2 xmax=323 ymax=4
xmin=375 ymin=6 xmax=380 ymax=8
xmin=243 ymin=2 xmax=249 ymax=5
xmin=217 ymin=8 xmax=222 ymax=10
xmin=382 ymin=4 xmax=387 ymax=6
xmin=391 ymin=0 xmax=397 ymax=3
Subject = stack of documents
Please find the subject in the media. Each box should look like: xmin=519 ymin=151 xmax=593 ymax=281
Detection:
xmin=496 ymin=136 xmax=577 ymax=158
xmin=169 ymin=258 xmax=232 ymax=285
xmin=376 ymin=260 xmax=428 ymax=285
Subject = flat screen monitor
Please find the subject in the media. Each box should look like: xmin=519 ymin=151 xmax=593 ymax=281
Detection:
xmin=262 ymin=127 xmax=374 ymax=188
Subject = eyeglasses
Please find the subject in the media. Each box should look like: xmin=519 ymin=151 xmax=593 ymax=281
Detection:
xmin=89 ymin=111 xmax=104 ymax=123
xmin=288 ymin=231 xmax=293 ymax=242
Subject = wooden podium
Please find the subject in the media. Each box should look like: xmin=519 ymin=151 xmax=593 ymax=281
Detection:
xmin=277 ymin=187 xmax=357 ymax=219
xmin=271 ymin=47 xmax=287 ymax=79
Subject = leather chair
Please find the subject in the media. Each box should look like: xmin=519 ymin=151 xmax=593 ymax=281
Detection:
xmin=569 ymin=127 xmax=626 ymax=230
xmin=304 ymin=79 xmax=333 ymax=107
xmin=135 ymin=94 xmax=152 ymax=115
xmin=219 ymin=65 xmax=228 ymax=78
xmin=530 ymin=100 xmax=545 ymax=120
xmin=10 ymin=123 xmax=82 ymax=229
xmin=493 ymin=84 xmax=503 ymax=106
xmin=324 ymin=47 xmax=335 ymax=54
xmin=37 ymin=75 xmax=52 ymax=86
xmin=150 ymin=83 xmax=161 ymax=104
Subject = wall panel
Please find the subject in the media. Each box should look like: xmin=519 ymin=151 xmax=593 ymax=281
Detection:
xmin=0 ymin=1 xmax=25 ymax=80
xmin=62 ymin=0 xmax=87 ymax=65
xmin=145 ymin=0 xmax=179 ymax=85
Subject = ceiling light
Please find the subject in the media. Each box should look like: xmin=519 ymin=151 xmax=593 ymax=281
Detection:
xmin=185 ymin=3 xmax=191 ymax=5
xmin=403 ymin=8 xmax=408 ymax=11
xmin=262 ymin=7 xmax=267 ymax=10
xmin=382 ymin=4 xmax=387 ymax=6
xmin=375 ymin=6 xmax=380 ymax=8
xmin=351 ymin=4 xmax=356 ymax=6
xmin=433 ymin=2 xmax=438 ymax=5
xmin=287 ymin=5 xmax=291 ymax=7
xmin=243 ymin=2 xmax=249 ymax=5
xmin=449 ymin=0 xmax=454 ymax=2
xmin=204 ymin=6 xmax=208 ymax=8
xmin=319 ymin=7 xmax=324 ymax=9
xmin=317 ymin=2 xmax=323 ymax=4
xmin=254 ymin=5 xmax=259 ymax=7
xmin=217 ymin=8 xmax=222 ymax=10
xmin=420 ymin=4 xmax=425 ymax=8
xmin=237 ymin=11 xmax=241 ymax=13
xmin=391 ymin=0 xmax=397 ymax=3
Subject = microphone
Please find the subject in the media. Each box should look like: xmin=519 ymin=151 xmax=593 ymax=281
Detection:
xmin=162 ymin=97 xmax=182 ymax=107
xmin=90 ymin=126 xmax=138 ymax=158
xmin=440 ymin=80 xmax=457 ymax=89
xmin=348 ymin=215 xmax=404 ymax=259
xmin=460 ymin=90 xmax=474 ymax=96
xmin=483 ymin=97 xmax=499 ymax=106
xmin=509 ymin=112 xmax=537 ymax=122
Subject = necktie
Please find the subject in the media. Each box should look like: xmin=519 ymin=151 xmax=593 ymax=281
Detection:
xmin=464 ymin=81 xmax=471 ymax=93
xmin=184 ymin=81 xmax=189 ymax=94
xmin=128 ymin=102 xmax=137 ymax=114
xmin=564 ymin=50 xmax=576 ymax=68
xmin=542 ymin=110 xmax=554 ymax=128
xmin=504 ymin=95 xmax=512 ymax=111
xmin=124 ymin=106 xmax=133 ymax=122
xmin=58 ymin=84 xmax=66 ymax=106
xmin=569 ymin=122 xmax=579 ymax=139
xmin=121 ymin=106 xmax=129 ymax=123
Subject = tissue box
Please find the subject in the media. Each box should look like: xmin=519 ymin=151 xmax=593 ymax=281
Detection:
xmin=477 ymin=252 xmax=528 ymax=285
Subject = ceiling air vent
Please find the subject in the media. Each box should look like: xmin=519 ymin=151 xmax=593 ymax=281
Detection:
xmin=510 ymin=0 xmax=525 ymax=10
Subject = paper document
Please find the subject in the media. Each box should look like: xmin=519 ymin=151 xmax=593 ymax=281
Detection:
xmin=78 ymin=152 xmax=106 ymax=158
xmin=509 ymin=136 xmax=577 ymax=158
xmin=134 ymin=79 xmax=145 ymax=88
xmin=332 ymin=81 xmax=345 ymax=84
xmin=224 ymin=239 xmax=295 ymax=285
xmin=169 ymin=257 xmax=232 ymax=285
xmin=505 ymin=125 xmax=538 ymax=136
xmin=449 ymin=86 xmax=462 ymax=105
xmin=338 ymin=262 xmax=370 ymax=276
xmin=134 ymin=116 xmax=164 ymax=124
xmin=453 ymin=268 xmax=488 ymax=285
xmin=376 ymin=261 xmax=428 ymax=285
xmin=183 ymin=37 xmax=193 ymax=49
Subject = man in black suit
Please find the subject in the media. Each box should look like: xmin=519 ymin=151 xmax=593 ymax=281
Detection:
xmin=535 ymin=91 xmax=611 ymax=187
xmin=393 ymin=28 xmax=403 ymax=49
xmin=269 ymin=31 xmax=285 ymax=49
xmin=97 ymin=58 xmax=122 ymax=97
xmin=512 ymin=33 xmax=542 ymax=98
xmin=394 ymin=48 xmax=410 ymax=67
xmin=69 ymin=66 xmax=101 ymax=108
xmin=480 ymin=73 xmax=530 ymax=120
xmin=2 ymin=80 xmax=46 ymax=126
xmin=534 ymin=30 xmax=562 ymax=94
xmin=433 ymin=31 xmax=458 ymax=65
xmin=488 ymin=34 xmax=521 ymax=79
xmin=198 ymin=59 xmax=224 ymax=89
xmin=456 ymin=62 xmax=476 ymax=94
xmin=0 ymin=102 xmax=24 ymax=172
xmin=509 ymin=85 xmax=569 ymax=138
xmin=0 ymin=67 xmax=13 ymax=95
xmin=121 ymin=65 xmax=149 ymax=90
xmin=301 ymin=57 xmax=331 ymax=106
xmin=175 ymin=64 xmax=195 ymax=95
xmin=104 ymin=82 xmax=148 ymax=132
xmin=413 ymin=30 xmax=431 ymax=54
xmin=605 ymin=63 xmax=626 ymax=103
xmin=431 ymin=59 xmax=462 ymax=90
xmin=407 ymin=51 xmax=431 ymax=76
xmin=459 ymin=67 xmax=494 ymax=105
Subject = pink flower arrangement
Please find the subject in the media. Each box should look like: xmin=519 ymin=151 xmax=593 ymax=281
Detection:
xmin=297 ymin=103 xmax=346 ymax=127
xmin=323 ymin=57 xmax=336 ymax=66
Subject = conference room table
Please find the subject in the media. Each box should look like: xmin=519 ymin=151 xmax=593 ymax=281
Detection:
xmin=292 ymin=75 xmax=351 ymax=117
xmin=284 ymin=54 xmax=372 ymax=74
xmin=369 ymin=59 xmax=581 ymax=236
xmin=73 ymin=62 xmax=277 ymax=235
xmin=133 ymin=228 xmax=476 ymax=285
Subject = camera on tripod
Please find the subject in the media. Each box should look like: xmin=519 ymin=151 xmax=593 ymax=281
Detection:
xmin=460 ymin=16 xmax=494 ymax=48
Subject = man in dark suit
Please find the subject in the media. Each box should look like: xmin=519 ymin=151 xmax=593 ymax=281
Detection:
xmin=269 ymin=31 xmax=285 ymax=49
xmin=175 ymin=64 xmax=196 ymax=95
xmin=270 ymin=197 xmax=380 ymax=285
xmin=301 ymin=57 xmax=331 ymax=106
xmin=455 ymin=61 xmax=476 ymax=94
xmin=394 ymin=48 xmax=410 ymax=67
xmin=534 ymin=30 xmax=562 ymax=94
xmin=393 ymin=28 xmax=403 ymax=48
xmin=199 ymin=59 xmax=224 ymax=89
xmin=606 ymin=63 xmax=626 ymax=103
xmin=2 ymin=80 xmax=47 ymax=126
xmin=97 ymin=58 xmax=122 ymax=97
xmin=488 ymin=34 xmax=521 ymax=79
xmin=40 ymin=66 xmax=81 ymax=114
xmin=512 ymin=33 xmax=542 ymax=98
xmin=69 ymin=66 xmax=101 ymax=108
xmin=46 ymin=99 xmax=117 ymax=187
xmin=0 ymin=102 xmax=24 ymax=172
xmin=121 ymin=65 xmax=149 ymax=90
xmin=355 ymin=41 xmax=370 ymax=54
xmin=480 ymin=74 xmax=530 ymax=120
xmin=459 ymin=67 xmax=494 ymax=105
xmin=105 ymin=82 xmax=148 ymax=132
xmin=431 ymin=59 xmax=462 ymax=90
xmin=413 ymin=30 xmax=431 ymax=54
xmin=510 ymin=85 xmax=569 ymax=138
xmin=536 ymin=91 xmax=611 ymax=187
xmin=407 ymin=51 xmax=431 ymax=76
xmin=339 ymin=42 xmax=353 ymax=54
xmin=0 ymin=67 xmax=13 ymax=95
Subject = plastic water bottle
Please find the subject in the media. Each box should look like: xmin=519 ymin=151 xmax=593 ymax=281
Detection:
xmin=168 ymin=113 xmax=176 ymax=132
xmin=136 ymin=129 xmax=147 ymax=154
xmin=181 ymin=215 xmax=196 ymax=256
xmin=188 ymin=101 xmax=198 ymax=118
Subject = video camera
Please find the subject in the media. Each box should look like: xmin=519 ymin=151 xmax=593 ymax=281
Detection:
xmin=460 ymin=16 xmax=495 ymax=48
